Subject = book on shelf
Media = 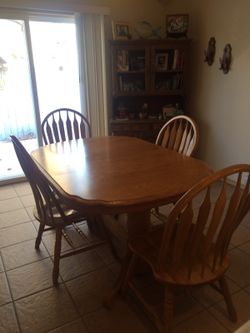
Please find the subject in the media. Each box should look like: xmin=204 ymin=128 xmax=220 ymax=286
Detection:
xmin=116 ymin=49 xmax=129 ymax=71
xmin=172 ymin=49 xmax=179 ymax=71
xmin=118 ymin=75 xmax=144 ymax=92
xmin=129 ymin=54 xmax=145 ymax=71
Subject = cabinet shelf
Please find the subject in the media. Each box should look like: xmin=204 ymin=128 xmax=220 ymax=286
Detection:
xmin=117 ymin=70 xmax=145 ymax=74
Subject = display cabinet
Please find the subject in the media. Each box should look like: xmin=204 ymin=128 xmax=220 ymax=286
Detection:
xmin=109 ymin=39 xmax=190 ymax=142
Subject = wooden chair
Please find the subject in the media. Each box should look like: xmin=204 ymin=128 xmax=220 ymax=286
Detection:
xmin=103 ymin=116 xmax=199 ymax=258
xmin=155 ymin=115 xmax=199 ymax=156
xmin=153 ymin=115 xmax=199 ymax=219
xmin=120 ymin=164 xmax=250 ymax=333
xmin=41 ymin=108 xmax=91 ymax=145
xmin=10 ymin=135 xmax=106 ymax=285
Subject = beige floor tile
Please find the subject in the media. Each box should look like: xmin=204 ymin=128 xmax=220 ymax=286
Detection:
xmin=61 ymin=223 xmax=92 ymax=249
xmin=208 ymin=290 xmax=250 ymax=332
xmin=95 ymin=245 xmax=116 ymax=265
xmin=42 ymin=232 xmax=73 ymax=256
xmin=59 ymin=250 xmax=105 ymax=282
xmin=15 ymin=285 xmax=79 ymax=333
xmin=48 ymin=319 xmax=88 ymax=333
xmin=0 ymin=272 xmax=11 ymax=306
xmin=241 ymin=211 xmax=250 ymax=229
xmin=127 ymin=274 xmax=203 ymax=327
xmin=0 ymin=208 xmax=31 ymax=229
xmin=13 ymin=182 xmax=32 ymax=196
xmin=83 ymin=298 xmax=155 ymax=333
xmin=244 ymin=285 xmax=250 ymax=294
xmin=172 ymin=310 xmax=229 ymax=333
xmin=1 ymin=239 xmax=49 ymax=271
xmin=0 ymin=186 xmax=16 ymax=200
xmin=25 ymin=206 xmax=35 ymax=220
xmin=107 ymin=261 xmax=121 ymax=276
xmin=7 ymin=258 xmax=54 ymax=300
xmin=170 ymin=291 xmax=204 ymax=326
xmin=231 ymin=225 xmax=250 ymax=247
xmin=19 ymin=194 xmax=35 ymax=208
xmin=238 ymin=241 xmax=250 ymax=256
xmin=0 ymin=197 xmax=23 ymax=213
xmin=0 ymin=222 xmax=37 ymax=248
xmin=226 ymin=248 xmax=250 ymax=287
xmin=0 ymin=256 xmax=4 ymax=272
xmin=66 ymin=267 xmax=116 ymax=315
xmin=191 ymin=278 xmax=240 ymax=308
xmin=0 ymin=303 xmax=19 ymax=333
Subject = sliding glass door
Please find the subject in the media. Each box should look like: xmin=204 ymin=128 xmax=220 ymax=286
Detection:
xmin=29 ymin=19 xmax=80 ymax=121
xmin=0 ymin=18 xmax=37 ymax=181
xmin=0 ymin=13 xmax=81 ymax=183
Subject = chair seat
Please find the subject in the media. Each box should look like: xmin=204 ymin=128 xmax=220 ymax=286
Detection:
xmin=33 ymin=204 xmax=85 ymax=227
xmin=129 ymin=228 xmax=230 ymax=287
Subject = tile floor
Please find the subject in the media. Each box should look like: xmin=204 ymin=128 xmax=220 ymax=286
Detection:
xmin=0 ymin=182 xmax=250 ymax=332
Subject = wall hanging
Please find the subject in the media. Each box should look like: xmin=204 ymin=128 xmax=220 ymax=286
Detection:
xmin=219 ymin=43 xmax=232 ymax=74
xmin=166 ymin=14 xmax=189 ymax=38
xmin=204 ymin=37 xmax=216 ymax=66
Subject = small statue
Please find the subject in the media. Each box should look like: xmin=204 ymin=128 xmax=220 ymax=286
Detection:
xmin=219 ymin=43 xmax=232 ymax=74
xmin=204 ymin=37 xmax=216 ymax=66
xmin=139 ymin=103 xmax=148 ymax=119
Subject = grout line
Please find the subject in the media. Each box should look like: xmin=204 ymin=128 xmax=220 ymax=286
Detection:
xmin=0 ymin=252 xmax=22 ymax=333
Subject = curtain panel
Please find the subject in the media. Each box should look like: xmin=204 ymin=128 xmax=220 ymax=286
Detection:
xmin=76 ymin=12 xmax=109 ymax=136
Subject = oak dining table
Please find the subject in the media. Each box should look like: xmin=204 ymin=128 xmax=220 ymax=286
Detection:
xmin=31 ymin=136 xmax=212 ymax=240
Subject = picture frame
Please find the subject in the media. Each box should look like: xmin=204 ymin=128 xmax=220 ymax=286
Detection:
xmin=112 ymin=21 xmax=131 ymax=40
xmin=155 ymin=53 xmax=168 ymax=70
xmin=166 ymin=14 xmax=189 ymax=38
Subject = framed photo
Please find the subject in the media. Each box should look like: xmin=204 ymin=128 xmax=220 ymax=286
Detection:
xmin=112 ymin=21 xmax=131 ymax=40
xmin=155 ymin=53 xmax=168 ymax=70
xmin=166 ymin=14 xmax=189 ymax=38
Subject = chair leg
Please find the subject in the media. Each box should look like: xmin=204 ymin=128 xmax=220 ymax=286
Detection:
xmin=121 ymin=253 xmax=138 ymax=293
xmin=53 ymin=227 xmax=62 ymax=286
xmin=219 ymin=276 xmax=237 ymax=322
xmin=35 ymin=223 xmax=45 ymax=249
xmin=163 ymin=286 xmax=174 ymax=333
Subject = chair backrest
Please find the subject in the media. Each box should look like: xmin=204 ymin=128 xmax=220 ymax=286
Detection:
xmin=10 ymin=136 xmax=66 ymax=224
xmin=155 ymin=115 xmax=198 ymax=156
xmin=158 ymin=164 xmax=250 ymax=279
xmin=41 ymin=108 xmax=91 ymax=145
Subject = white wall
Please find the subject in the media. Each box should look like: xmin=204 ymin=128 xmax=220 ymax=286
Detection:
xmin=156 ymin=0 xmax=250 ymax=170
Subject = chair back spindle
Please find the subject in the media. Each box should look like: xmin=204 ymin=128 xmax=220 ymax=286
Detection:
xmin=42 ymin=108 xmax=91 ymax=145
xmin=156 ymin=115 xmax=198 ymax=157
xmin=157 ymin=165 xmax=250 ymax=280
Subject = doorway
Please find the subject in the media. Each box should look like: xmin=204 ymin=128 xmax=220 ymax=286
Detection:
xmin=0 ymin=15 xmax=81 ymax=183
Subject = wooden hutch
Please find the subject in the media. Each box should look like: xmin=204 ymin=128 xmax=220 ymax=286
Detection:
xmin=109 ymin=39 xmax=190 ymax=142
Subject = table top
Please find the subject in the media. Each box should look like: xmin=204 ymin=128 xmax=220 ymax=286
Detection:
xmin=31 ymin=136 xmax=212 ymax=214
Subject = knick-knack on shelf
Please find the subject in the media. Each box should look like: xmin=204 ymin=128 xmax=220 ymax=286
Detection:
xmin=204 ymin=37 xmax=216 ymax=66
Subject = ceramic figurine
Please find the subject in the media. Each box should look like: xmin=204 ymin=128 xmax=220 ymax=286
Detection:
xmin=204 ymin=37 xmax=216 ymax=66
xmin=219 ymin=43 xmax=232 ymax=74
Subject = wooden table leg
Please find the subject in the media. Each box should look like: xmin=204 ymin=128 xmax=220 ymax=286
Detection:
xmin=103 ymin=209 xmax=151 ymax=307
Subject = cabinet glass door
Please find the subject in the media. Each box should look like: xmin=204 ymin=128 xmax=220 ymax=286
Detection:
xmin=115 ymin=47 xmax=147 ymax=96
